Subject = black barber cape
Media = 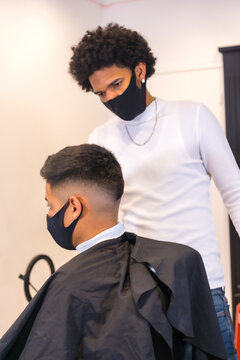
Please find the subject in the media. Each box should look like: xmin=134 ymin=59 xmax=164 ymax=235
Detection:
xmin=0 ymin=233 xmax=226 ymax=360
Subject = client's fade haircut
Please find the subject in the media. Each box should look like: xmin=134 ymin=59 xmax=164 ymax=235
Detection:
xmin=40 ymin=144 xmax=124 ymax=201
xmin=69 ymin=23 xmax=156 ymax=92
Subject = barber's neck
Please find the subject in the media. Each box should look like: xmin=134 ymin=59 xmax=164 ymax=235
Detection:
xmin=146 ymin=89 xmax=155 ymax=107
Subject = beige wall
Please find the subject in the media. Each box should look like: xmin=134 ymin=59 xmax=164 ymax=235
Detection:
xmin=1 ymin=0 xmax=239 ymax=336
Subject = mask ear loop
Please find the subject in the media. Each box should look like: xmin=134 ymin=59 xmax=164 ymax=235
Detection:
xmin=79 ymin=201 xmax=84 ymax=217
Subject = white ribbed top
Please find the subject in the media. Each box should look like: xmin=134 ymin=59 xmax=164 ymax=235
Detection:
xmin=88 ymin=98 xmax=240 ymax=289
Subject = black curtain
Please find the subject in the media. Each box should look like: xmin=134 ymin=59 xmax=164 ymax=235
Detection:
xmin=219 ymin=45 xmax=240 ymax=323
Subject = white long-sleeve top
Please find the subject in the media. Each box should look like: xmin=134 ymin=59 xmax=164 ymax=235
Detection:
xmin=88 ymin=98 xmax=240 ymax=289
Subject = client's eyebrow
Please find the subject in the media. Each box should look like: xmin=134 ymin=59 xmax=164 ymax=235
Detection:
xmin=93 ymin=78 xmax=122 ymax=95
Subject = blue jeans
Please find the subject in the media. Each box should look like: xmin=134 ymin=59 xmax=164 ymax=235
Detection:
xmin=212 ymin=287 xmax=238 ymax=360
xmin=183 ymin=287 xmax=238 ymax=360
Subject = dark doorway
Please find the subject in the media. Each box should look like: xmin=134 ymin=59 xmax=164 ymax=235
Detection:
xmin=219 ymin=45 xmax=240 ymax=323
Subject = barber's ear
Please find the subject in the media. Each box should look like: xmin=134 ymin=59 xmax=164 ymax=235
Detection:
xmin=134 ymin=62 xmax=146 ymax=85
xmin=69 ymin=196 xmax=83 ymax=220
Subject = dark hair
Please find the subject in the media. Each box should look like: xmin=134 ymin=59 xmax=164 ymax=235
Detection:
xmin=69 ymin=23 xmax=156 ymax=91
xmin=40 ymin=144 xmax=124 ymax=200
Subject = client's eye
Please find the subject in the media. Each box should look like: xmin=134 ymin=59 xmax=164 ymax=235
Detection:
xmin=113 ymin=81 xmax=122 ymax=87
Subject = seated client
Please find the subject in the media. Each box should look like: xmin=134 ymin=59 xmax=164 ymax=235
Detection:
xmin=0 ymin=144 xmax=226 ymax=360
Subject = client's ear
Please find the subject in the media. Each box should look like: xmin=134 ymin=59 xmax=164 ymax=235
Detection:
xmin=69 ymin=196 xmax=83 ymax=220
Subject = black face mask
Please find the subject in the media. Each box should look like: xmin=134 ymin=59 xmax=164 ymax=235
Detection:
xmin=47 ymin=200 xmax=83 ymax=250
xmin=103 ymin=71 xmax=146 ymax=121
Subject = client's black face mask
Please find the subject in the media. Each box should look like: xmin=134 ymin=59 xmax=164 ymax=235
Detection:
xmin=103 ymin=71 xmax=146 ymax=121
xmin=47 ymin=200 xmax=83 ymax=250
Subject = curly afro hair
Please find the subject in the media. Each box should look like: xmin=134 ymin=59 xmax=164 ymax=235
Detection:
xmin=69 ymin=23 xmax=156 ymax=92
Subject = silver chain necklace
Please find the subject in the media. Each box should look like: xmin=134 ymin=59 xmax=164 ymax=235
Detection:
xmin=124 ymin=99 xmax=158 ymax=146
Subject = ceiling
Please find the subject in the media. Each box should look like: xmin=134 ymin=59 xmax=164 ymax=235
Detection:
xmin=86 ymin=0 xmax=142 ymax=8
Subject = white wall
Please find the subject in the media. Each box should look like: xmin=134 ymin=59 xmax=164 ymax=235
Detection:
xmin=103 ymin=0 xmax=240 ymax=71
xmin=0 ymin=0 xmax=107 ymax=336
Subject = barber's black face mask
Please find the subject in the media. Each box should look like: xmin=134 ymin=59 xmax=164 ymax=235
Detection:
xmin=103 ymin=71 xmax=146 ymax=121
xmin=47 ymin=200 xmax=83 ymax=250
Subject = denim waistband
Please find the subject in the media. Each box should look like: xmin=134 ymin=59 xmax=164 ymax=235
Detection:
xmin=211 ymin=287 xmax=225 ymax=295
